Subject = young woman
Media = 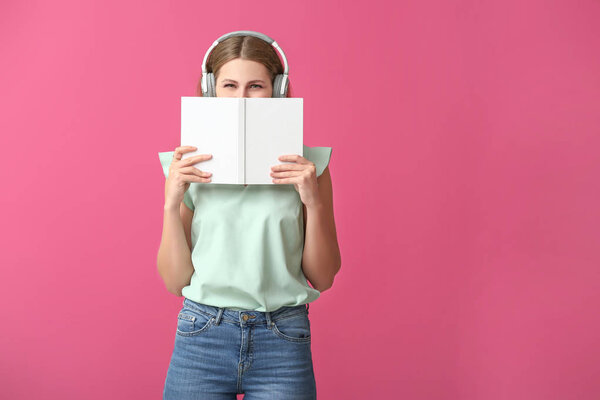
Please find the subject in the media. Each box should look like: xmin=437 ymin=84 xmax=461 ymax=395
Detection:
xmin=158 ymin=31 xmax=341 ymax=399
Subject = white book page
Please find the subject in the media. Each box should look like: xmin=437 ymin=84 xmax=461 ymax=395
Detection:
xmin=180 ymin=97 xmax=243 ymax=184
xmin=245 ymin=98 xmax=303 ymax=184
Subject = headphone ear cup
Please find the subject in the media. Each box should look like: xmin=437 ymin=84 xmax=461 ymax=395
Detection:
xmin=272 ymin=74 xmax=288 ymax=98
xmin=206 ymin=72 xmax=217 ymax=97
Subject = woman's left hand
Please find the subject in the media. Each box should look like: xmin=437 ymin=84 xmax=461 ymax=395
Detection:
xmin=271 ymin=154 xmax=321 ymax=207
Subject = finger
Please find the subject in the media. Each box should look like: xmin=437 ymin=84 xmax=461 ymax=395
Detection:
xmin=179 ymin=170 xmax=212 ymax=183
xmin=179 ymin=166 xmax=212 ymax=177
xmin=187 ymin=175 xmax=212 ymax=183
xmin=174 ymin=146 xmax=197 ymax=160
xmin=272 ymin=177 xmax=294 ymax=184
xmin=175 ymin=146 xmax=198 ymax=153
xmin=175 ymin=152 xmax=212 ymax=165
xmin=277 ymin=154 xmax=307 ymax=163
xmin=271 ymin=163 xmax=309 ymax=172
xmin=270 ymin=170 xmax=302 ymax=178
xmin=187 ymin=154 xmax=213 ymax=163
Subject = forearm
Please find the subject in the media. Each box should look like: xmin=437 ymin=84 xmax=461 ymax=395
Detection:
xmin=157 ymin=205 xmax=194 ymax=295
xmin=301 ymin=202 xmax=341 ymax=292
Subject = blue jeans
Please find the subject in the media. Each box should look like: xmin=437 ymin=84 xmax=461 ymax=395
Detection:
xmin=163 ymin=298 xmax=317 ymax=399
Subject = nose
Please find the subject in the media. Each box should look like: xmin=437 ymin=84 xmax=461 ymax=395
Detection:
xmin=234 ymin=88 xmax=250 ymax=98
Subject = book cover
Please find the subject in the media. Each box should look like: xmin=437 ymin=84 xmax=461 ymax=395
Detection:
xmin=180 ymin=97 xmax=303 ymax=184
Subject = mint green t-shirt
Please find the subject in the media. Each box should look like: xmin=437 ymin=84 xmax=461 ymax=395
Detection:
xmin=158 ymin=144 xmax=333 ymax=312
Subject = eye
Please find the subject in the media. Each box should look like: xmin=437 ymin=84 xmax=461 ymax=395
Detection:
xmin=223 ymin=83 xmax=264 ymax=89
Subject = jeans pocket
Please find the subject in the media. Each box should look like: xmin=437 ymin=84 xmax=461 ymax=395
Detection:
xmin=176 ymin=307 xmax=214 ymax=337
xmin=270 ymin=312 xmax=311 ymax=343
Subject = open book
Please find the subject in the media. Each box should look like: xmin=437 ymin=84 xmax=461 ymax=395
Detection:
xmin=180 ymin=97 xmax=303 ymax=184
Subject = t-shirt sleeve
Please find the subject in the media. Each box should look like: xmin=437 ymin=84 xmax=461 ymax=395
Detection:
xmin=158 ymin=151 xmax=195 ymax=211
xmin=303 ymin=145 xmax=332 ymax=178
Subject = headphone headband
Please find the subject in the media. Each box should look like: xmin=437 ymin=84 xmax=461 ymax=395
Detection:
xmin=201 ymin=30 xmax=289 ymax=97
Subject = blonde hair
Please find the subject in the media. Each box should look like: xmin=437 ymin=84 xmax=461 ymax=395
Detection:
xmin=195 ymin=35 xmax=293 ymax=98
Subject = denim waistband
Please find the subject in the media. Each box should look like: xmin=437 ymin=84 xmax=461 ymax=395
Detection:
xmin=182 ymin=298 xmax=310 ymax=326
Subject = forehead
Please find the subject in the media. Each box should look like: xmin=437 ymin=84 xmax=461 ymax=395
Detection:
xmin=217 ymin=58 xmax=271 ymax=79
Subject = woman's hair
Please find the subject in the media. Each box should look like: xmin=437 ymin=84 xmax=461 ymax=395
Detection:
xmin=196 ymin=35 xmax=293 ymax=98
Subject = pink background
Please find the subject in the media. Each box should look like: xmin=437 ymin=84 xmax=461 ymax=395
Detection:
xmin=1 ymin=0 xmax=599 ymax=399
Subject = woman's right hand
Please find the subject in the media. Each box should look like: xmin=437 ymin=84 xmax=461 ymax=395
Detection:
xmin=164 ymin=146 xmax=212 ymax=209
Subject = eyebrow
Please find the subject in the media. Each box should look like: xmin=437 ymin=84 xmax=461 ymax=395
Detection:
xmin=222 ymin=79 xmax=266 ymax=84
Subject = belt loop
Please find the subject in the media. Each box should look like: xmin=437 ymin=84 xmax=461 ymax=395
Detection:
xmin=214 ymin=307 xmax=224 ymax=325
xmin=265 ymin=311 xmax=273 ymax=328
xmin=306 ymin=303 xmax=310 ymax=313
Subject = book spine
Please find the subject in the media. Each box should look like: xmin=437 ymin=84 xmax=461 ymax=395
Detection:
xmin=238 ymin=99 xmax=246 ymax=184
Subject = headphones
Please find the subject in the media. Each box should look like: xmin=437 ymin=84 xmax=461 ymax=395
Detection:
xmin=200 ymin=30 xmax=290 ymax=98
